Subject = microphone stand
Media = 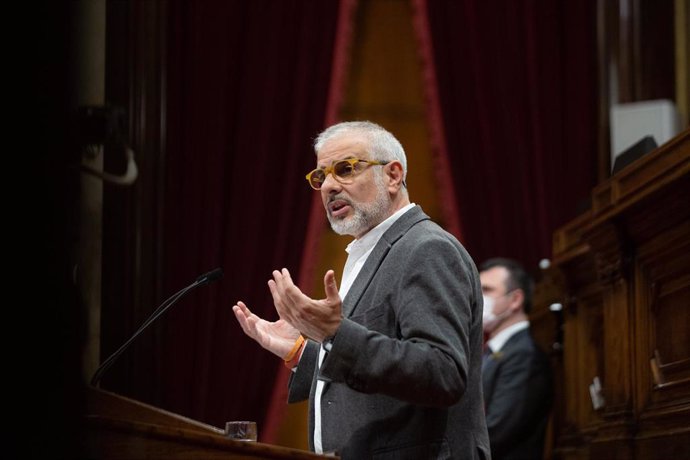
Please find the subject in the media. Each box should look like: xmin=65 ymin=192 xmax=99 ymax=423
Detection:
xmin=90 ymin=268 xmax=223 ymax=387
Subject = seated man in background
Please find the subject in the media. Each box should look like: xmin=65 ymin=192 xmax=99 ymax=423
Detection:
xmin=480 ymin=257 xmax=553 ymax=460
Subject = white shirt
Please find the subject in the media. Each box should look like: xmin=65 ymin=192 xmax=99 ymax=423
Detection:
xmin=313 ymin=203 xmax=415 ymax=453
xmin=487 ymin=320 xmax=529 ymax=353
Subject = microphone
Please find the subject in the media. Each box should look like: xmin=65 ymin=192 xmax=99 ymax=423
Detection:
xmin=90 ymin=267 xmax=223 ymax=387
xmin=196 ymin=267 xmax=223 ymax=285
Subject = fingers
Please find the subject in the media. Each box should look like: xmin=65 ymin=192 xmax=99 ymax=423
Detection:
xmin=270 ymin=268 xmax=303 ymax=323
xmin=233 ymin=300 xmax=249 ymax=314
xmin=280 ymin=268 xmax=307 ymax=306
xmin=231 ymin=301 xmax=248 ymax=324
xmin=232 ymin=301 xmax=262 ymax=342
xmin=239 ymin=268 xmax=343 ymax=345
xmin=267 ymin=268 xmax=331 ymax=340
xmin=273 ymin=268 xmax=299 ymax=297
xmin=323 ymin=270 xmax=339 ymax=301
xmin=268 ymin=276 xmax=289 ymax=323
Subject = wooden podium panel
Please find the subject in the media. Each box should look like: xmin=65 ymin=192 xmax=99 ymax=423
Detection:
xmin=531 ymin=127 xmax=690 ymax=460
xmin=84 ymin=386 xmax=334 ymax=459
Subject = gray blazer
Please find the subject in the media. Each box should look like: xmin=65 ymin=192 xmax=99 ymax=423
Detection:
xmin=288 ymin=206 xmax=491 ymax=459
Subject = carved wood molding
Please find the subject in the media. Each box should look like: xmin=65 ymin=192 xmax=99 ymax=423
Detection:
xmin=584 ymin=221 xmax=630 ymax=285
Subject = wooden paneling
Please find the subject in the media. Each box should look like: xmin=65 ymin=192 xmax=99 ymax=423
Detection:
xmin=532 ymin=128 xmax=690 ymax=460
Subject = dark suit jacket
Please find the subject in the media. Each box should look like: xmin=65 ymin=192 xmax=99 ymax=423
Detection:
xmin=482 ymin=328 xmax=553 ymax=460
xmin=288 ymin=206 xmax=490 ymax=460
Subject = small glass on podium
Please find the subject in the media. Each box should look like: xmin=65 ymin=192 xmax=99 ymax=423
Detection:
xmin=224 ymin=421 xmax=257 ymax=442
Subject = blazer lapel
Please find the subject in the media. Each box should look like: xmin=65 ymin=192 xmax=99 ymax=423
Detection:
xmin=482 ymin=351 xmax=501 ymax=399
xmin=341 ymin=241 xmax=389 ymax=317
xmin=482 ymin=330 xmax=529 ymax=398
xmin=342 ymin=206 xmax=429 ymax=318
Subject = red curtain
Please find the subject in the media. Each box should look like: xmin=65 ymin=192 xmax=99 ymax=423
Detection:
xmin=103 ymin=0 xmax=342 ymax=439
xmin=413 ymin=0 xmax=598 ymax=271
xmin=262 ymin=0 xmax=358 ymax=443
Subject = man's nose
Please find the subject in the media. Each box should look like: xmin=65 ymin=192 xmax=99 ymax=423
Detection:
xmin=320 ymin=172 xmax=341 ymax=193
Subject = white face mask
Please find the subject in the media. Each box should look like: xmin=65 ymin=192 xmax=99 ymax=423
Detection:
xmin=482 ymin=294 xmax=506 ymax=333
xmin=482 ymin=295 xmax=496 ymax=328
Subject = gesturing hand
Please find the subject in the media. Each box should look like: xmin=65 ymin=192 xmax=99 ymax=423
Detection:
xmin=268 ymin=268 xmax=342 ymax=343
xmin=232 ymin=301 xmax=301 ymax=359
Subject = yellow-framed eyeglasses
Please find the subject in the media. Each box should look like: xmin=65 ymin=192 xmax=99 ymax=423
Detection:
xmin=305 ymin=158 xmax=389 ymax=190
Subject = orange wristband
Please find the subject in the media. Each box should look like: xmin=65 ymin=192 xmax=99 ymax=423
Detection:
xmin=283 ymin=335 xmax=305 ymax=368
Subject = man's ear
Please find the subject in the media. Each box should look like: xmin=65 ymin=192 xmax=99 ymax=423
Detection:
xmin=385 ymin=161 xmax=405 ymax=191
xmin=509 ymin=289 xmax=525 ymax=312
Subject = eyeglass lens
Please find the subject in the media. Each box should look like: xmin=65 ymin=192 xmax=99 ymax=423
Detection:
xmin=310 ymin=160 xmax=360 ymax=188
xmin=333 ymin=160 xmax=359 ymax=177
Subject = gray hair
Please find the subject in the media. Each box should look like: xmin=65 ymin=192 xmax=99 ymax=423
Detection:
xmin=313 ymin=121 xmax=408 ymax=187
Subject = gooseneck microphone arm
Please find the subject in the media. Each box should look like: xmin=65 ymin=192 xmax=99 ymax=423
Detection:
xmin=90 ymin=268 xmax=223 ymax=387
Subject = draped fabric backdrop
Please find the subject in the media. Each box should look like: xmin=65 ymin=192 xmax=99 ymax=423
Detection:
xmin=262 ymin=0 xmax=358 ymax=443
xmin=102 ymin=0 xmax=341 ymax=441
xmin=414 ymin=0 xmax=598 ymax=271
xmin=161 ymin=0 xmax=343 ymax=435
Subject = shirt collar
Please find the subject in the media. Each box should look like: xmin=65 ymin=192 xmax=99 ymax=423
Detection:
xmin=345 ymin=203 xmax=416 ymax=258
xmin=487 ymin=320 xmax=529 ymax=352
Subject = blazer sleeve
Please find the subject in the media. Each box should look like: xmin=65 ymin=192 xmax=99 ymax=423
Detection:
xmin=287 ymin=339 xmax=319 ymax=403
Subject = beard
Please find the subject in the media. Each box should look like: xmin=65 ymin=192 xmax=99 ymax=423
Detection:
xmin=327 ymin=173 xmax=392 ymax=237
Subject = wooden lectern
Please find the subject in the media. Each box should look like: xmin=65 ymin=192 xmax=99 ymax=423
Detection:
xmin=532 ymin=127 xmax=690 ymax=460
xmin=84 ymin=385 xmax=334 ymax=459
